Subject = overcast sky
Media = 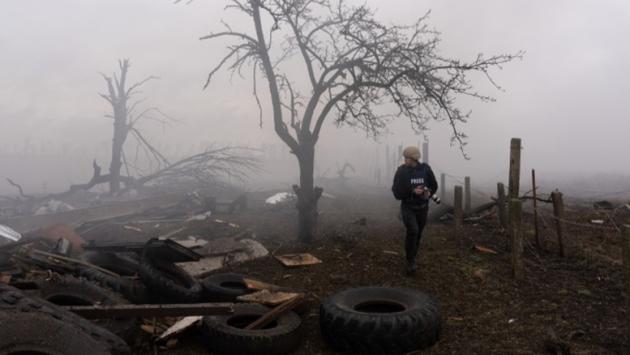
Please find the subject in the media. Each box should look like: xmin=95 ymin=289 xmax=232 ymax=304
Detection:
xmin=1 ymin=0 xmax=629 ymax=193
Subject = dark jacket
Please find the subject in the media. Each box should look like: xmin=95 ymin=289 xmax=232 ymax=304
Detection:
xmin=391 ymin=163 xmax=438 ymax=207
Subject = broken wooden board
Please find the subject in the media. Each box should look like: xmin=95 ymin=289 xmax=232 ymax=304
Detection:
xmin=237 ymin=290 xmax=300 ymax=306
xmin=172 ymin=237 xmax=208 ymax=249
xmin=177 ymin=239 xmax=269 ymax=278
xmin=245 ymin=293 xmax=305 ymax=330
xmin=199 ymin=237 xmax=246 ymax=256
xmin=157 ymin=316 xmax=203 ymax=341
xmin=243 ymin=278 xmax=282 ymax=291
xmin=275 ymin=253 xmax=322 ymax=267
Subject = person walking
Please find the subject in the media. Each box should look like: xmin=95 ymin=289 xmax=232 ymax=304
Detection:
xmin=391 ymin=146 xmax=438 ymax=276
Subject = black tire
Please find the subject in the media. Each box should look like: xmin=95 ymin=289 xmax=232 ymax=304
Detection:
xmin=201 ymin=273 xmax=254 ymax=301
xmin=138 ymin=256 xmax=202 ymax=303
xmin=77 ymin=266 xmax=151 ymax=304
xmin=319 ymin=287 xmax=441 ymax=354
xmin=81 ymin=251 xmax=140 ymax=276
xmin=202 ymin=303 xmax=302 ymax=355
xmin=0 ymin=283 xmax=130 ymax=355
xmin=33 ymin=275 xmax=138 ymax=342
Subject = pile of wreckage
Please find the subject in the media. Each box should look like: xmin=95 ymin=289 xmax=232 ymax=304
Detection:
xmin=0 ymin=192 xmax=442 ymax=354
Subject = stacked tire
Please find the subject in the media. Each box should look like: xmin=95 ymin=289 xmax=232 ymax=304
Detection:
xmin=0 ymin=282 xmax=130 ymax=355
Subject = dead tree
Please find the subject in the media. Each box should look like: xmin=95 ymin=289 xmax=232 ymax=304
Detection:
xmin=100 ymin=59 xmax=167 ymax=194
xmin=200 ymin=0 xmax=521 ymax=242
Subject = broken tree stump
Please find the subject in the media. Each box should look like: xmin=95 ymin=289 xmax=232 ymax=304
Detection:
xmin=510 ymin=199 xmax=523 ymax=280
xmin=551 ymin=191 xmax=572 ymax=257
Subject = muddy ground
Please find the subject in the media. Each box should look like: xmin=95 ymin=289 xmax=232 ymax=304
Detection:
xmin=95 ymin=190 xmax=627 ymax=354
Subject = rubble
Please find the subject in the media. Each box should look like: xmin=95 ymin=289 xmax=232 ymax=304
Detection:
xmin=34 ymin=199 xmax=75 ymax=215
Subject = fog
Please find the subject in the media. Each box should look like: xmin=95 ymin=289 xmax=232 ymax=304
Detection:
xmin=1 ymin=0 xmax=629 ymax=197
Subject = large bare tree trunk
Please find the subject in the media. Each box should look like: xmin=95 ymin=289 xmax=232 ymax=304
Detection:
xmin=109 ymin=128 xmax=125 ymax=194
xmin=293 ymin=143 xmax=322 ymax=243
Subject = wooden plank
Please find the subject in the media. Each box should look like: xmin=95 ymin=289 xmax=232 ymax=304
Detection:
xmin=157 ymin=316 xmax=203 ymax=341
xmin=275 ymin=253 xmax=322 ymax=267
xmin=244 ymin=293 xmax=305 ymax=330
xmin=63 ymin=303 xmax=233 ymax=319
xmin=237 ymin=290 xmax=300 ymax=306
xmin=243 ymin=278 xmax=282 ymax=291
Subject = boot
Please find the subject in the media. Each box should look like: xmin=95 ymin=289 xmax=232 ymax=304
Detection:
xmin=405 ymin=260 xmax=417 ymax=276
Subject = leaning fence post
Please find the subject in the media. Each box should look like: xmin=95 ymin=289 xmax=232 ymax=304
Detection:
xmin=623 ymin=225 xmax=630 ymax=343
xmin=454 ymin=186 xmax=464 ymax=247
xmin=510 ymin=199 xmax=523 ymax=280
xmin=497 ymin=182 xmax=507 ymax=229
xmin=464 ymin=176 xmax=471 ymax=214
xmin=551 ymin=191 xmax=571 ymax=257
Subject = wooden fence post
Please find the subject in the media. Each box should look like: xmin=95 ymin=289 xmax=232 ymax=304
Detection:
xmin=464 ymin=176 xmax=471 ymax=214
xmin=508 ymin=138 xmax=522 ymax=199
xmin=422 ymin=142 xmax=429 ymax=164
xmin=454 ymin=186 xmax=463 ymax=247
xmin=532 ymin=169 xmax=541 ymax=249
xmin=510 ymin=199 xmax=523 ymax=280
xmin=551 ymin=191 xmax=571 ymax=257
xmin=497 ymin=182 xmax=507 ymax=229
xmin=440 ymin=173 xmax=446 ymax=199
xmin=622 ymin=225 xmax=630 ymax=343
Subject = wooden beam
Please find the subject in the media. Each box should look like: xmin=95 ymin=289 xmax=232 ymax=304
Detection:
xmin=245 ymin=294 xmax=305 ymax=330
xmin=63 ymin=303 xmax=233 ymax=319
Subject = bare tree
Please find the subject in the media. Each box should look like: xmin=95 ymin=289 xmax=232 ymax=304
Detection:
xmin=100 ymin=59 xmax=167 ymax=194
xmin=200 ymin=0 xmax=522 ymax=242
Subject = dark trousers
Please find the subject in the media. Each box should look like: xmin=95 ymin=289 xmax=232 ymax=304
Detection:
xmin=401 ymin=204 xmax=429 ymax=264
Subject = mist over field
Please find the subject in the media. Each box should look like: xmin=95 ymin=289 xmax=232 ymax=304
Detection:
xmin=1 ymin=0 xmax=628 ymax=199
